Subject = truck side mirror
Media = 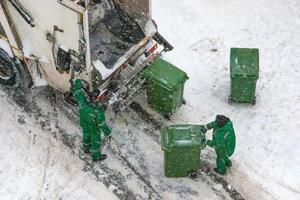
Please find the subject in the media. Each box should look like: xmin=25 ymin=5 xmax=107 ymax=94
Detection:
xmin=56 ymin=45 xmax=71 ymax=73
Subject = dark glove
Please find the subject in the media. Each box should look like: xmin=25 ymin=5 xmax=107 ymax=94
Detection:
xmin=206 ymin=124 xmax=212 ymax=130
xmin=101 ymin=124 xmax=112 ymax=136
xmin=201 ymin=127 xmax=207 ymax=133
xmin=206 ymin=140 xmax=213 ymax=147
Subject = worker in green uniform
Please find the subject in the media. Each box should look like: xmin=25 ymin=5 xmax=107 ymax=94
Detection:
xmin=205 ymin=115 xmax=236 ymax=175
xmin=72 ymin=79 xmax=111 ymax=161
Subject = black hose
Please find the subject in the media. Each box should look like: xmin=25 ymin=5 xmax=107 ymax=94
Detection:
xmin=8 ymin=0 xmax=35 ymax=27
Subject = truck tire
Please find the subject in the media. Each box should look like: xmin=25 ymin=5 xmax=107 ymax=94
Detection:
xmin=0 ymin=48 xmax=32 ymax=91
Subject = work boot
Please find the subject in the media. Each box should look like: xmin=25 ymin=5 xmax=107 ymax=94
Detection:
xmin=99 ymin=154 xmax=107 ymax=161
xmin=216 ymin=158 xmax=226 ymax=175
xmin=225 ymin=159 xmax=232 ymax=167
xmin=92 ymin=154 xmax=107 ymax=162
xmin=83 ymin=140 xmax=91 ymax=153
xmin=83 ymin=145 xmax=91 ymax=153
xmin=92 ymin=151 xmax=107 ymax=161
xmin=214 ymin=168 xmax=226 ymax=175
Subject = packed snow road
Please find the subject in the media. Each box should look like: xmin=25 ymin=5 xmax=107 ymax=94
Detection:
xmin=0 ymin=89 xmax=118 ymax=200
xmin=0 ymin=87 xmax=239 ymax=200
xmin=152 ymin=0 xmax=300 ymax=199
xmin=1 ymin=0 xmax=300 ymax=199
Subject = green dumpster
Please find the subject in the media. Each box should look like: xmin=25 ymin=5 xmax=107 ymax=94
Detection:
xmin=144 ymin=58 xmax=189 ymax=118
xmin=229 ymin=48 xmax=259 ymax=105
xmin=161 ymin=125 xmax=206 ymax=177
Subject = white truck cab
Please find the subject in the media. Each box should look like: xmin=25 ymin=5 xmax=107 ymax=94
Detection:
xmin=0 ymin=0 xmax=172 ymax=111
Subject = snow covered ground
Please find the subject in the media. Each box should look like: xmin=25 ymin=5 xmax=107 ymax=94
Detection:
xmin=0 ymin=0 xmax=300 ymax=200
xmin=152 ymin=0 xmax=300 ymax=199
xmin=0 ymin=90 xmax=117 ymax=200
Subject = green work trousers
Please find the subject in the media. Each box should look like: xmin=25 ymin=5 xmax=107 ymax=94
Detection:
xmin=81 ymin=123 xmax=102 ymax=161
xmin=216 ymin=149 xmax=232 ymax=174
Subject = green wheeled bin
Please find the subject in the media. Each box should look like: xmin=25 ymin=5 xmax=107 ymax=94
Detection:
xmin=161 ymin=125 xmax=206 ymax=178
xmin=144 ymin=58 xmax=189 ymax=118
xmin=229 ymin=48 xmax=259 ymax=105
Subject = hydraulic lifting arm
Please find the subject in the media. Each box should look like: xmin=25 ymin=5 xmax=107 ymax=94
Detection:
xmin=0 ymin=1 xmax=22 ymax=57
xmin=8 ymin=0 xmax=35 ymax=27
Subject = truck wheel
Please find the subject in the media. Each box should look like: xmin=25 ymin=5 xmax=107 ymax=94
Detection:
xmin=0 ymin=48 xmax=32 ymax=91
xmin=0 ymin=49 xmax=17 ymax=86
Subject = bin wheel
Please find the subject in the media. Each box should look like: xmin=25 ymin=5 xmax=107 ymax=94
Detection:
xmin=182 ymin=98 xmax=186 ymax=105
xmin=188 ymin=172 xmax=198 ymax=179
xmin=228 ymin=97 xmax=233 ymax=104
xmin=163 ymin=113 xmax=172 ymax=120
xmin=252 ymin=97 xmax=257 ymax=105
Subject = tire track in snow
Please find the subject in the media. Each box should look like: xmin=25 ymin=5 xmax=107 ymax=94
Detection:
xmin=38 ymin=146 xmax=50 ymax=197
xmin=6 ymin=88 xmax=161 ymax=200
xmin=4 ymin=86 xmax=243 ymax=200
xmin=129 ymin=101 xmax=245 ymax=200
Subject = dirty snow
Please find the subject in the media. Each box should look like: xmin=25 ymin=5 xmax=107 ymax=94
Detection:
xmin=152 ymin=0 xmax=300 ymax=199
xmin=0 ymin=0 xmax=300 ymax=200
xmin=0 ymin=90 xmax=117 ymax=200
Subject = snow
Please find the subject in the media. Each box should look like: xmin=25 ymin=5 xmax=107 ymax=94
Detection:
xmin=0 ymin=0 xmax=300 ymax=199
xmin=111 ymin=110 xmax=229 ymax=200
xmin=0 ymin=90 xmax=117 ymax=200
xmin=152 ymin=0 xmax=300 ymax=199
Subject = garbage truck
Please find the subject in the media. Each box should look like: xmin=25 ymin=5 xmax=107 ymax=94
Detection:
xmin=0 ymin=0 xmax=172 ymax=111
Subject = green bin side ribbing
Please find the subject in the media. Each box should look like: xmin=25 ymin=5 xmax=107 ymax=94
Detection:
xmin=230 ymin=48 xmax=259 ymax=103
xmin=144 ymin=58 xmax=188 ymax=115
xmin=161 ymin=125 xmax=206 ymax=178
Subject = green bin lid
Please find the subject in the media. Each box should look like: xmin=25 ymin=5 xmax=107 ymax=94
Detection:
xmin=161 ymin=125 xmax=206 ymax=150
xmin=230 ymin=48 xmax=259 ymax=79
xmin=144 ymin=58 xmax=189 ymax=90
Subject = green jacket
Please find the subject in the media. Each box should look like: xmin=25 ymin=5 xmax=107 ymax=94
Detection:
xmin=73 ymin=80 xmax=111 ymax=136
xmin=206 ymin=120 xmax=235 ymax=157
